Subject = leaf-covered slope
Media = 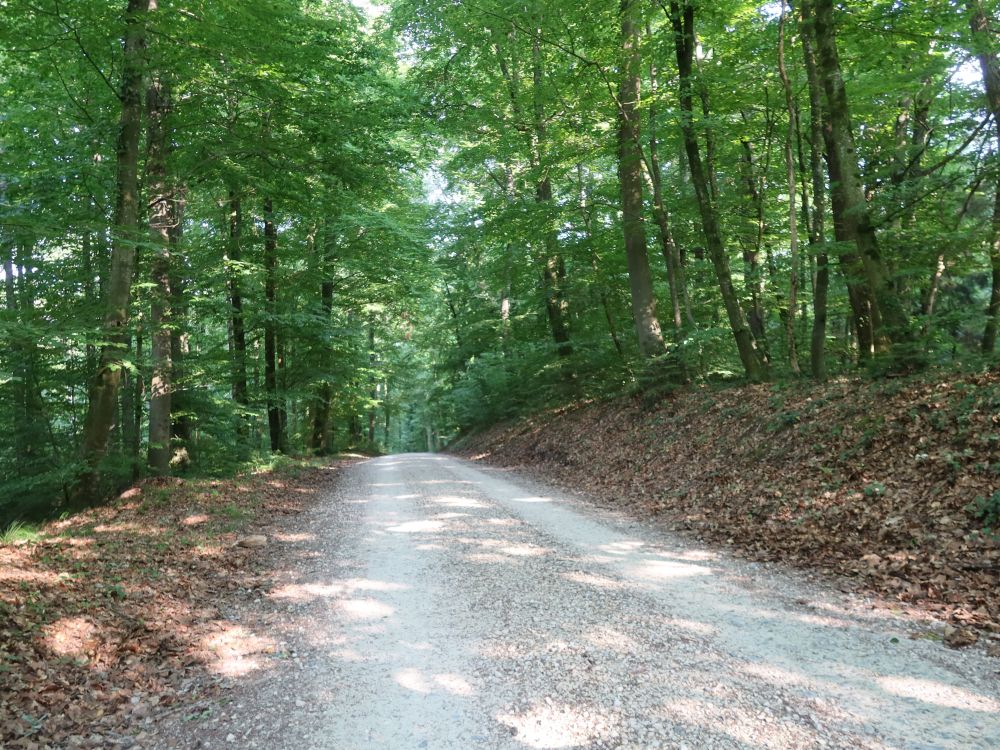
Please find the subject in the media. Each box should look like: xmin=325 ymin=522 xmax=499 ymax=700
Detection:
xmin=455 ymin=372 xmax=1000 ymax=634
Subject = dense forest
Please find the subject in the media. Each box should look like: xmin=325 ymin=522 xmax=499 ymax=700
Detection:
xmin=1 ymin=0 xmax=998 ymax=524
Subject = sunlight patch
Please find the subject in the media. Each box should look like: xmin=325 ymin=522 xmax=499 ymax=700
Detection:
xmin=269 ymin=582 xmax=346 ymax=601
xmin=44 ymin=616 xmax=98 ymax=658
xmin=563 ymin=571 xmax=629 ymax=590
xmin=339 ymin=598 xmax=394 ymax=620
xmin=497 ymin=702 xmax=609 ymax=748
xmin=387 ymin=520 xmax=445 ymax=533
xmin=877 ymin=676 xmax=1000 ymax=712
xmin=202 ymin=624 xmax=276 ymax=677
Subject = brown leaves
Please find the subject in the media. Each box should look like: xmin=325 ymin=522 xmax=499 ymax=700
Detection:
xmin=0 ymin=459 xmax=353 ymax=749
xmin=458 ymin=372 xmax=1000 ymax=639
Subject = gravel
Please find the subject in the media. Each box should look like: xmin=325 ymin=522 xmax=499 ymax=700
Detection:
xmin=147 ymin=453 xmax=1000 ymax=750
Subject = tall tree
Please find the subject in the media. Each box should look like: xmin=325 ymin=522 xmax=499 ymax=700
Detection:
xmin=618 ymin=0 xmax=665 ymax=358
xmin=668 ymin=0 xmax=767 ymax=381
xmin=74 ymin=0 xmax=153 ymax=504
xmin=968 ymin=0 xmax=1000 ymax=354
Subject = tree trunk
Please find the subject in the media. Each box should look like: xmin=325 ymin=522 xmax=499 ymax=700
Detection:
xmin=311 ymin=225 xmax=336 ymax=455
xmin=226 ymin=190 xmax=248 ymax=407
xmin=811 ymin=0 xmax=916 ymax=363
xmin=168 ymin=185 xmax=190 ymax=460
xmin=74 ymin=0 xmax=152 ymax=505
xmin=968 ymin=0 xmax=1000 ymax=354
xmin=618 ymin=0 xmax=665 ymax=358
xmin=669 ymin=0 xmax=766 ymax=381
xmin=578 ymin=164 xmax=626 ymax=359
xmin=778 ymin=4 xmax=801 ymax=375
xmin=799 ymin=2 xmax=830 ymax=379
xmin=531 ymin=30 xmax=572 ymax=358
xmin=368 ymin=318 xmax=377 ymax=445
xmin=146 ymin=77 xmax=172 ymax=475
xmin=644 ymin=24 xmax=686 ymax=333
xmin=263 ymin=197 xmax=285 ymax=453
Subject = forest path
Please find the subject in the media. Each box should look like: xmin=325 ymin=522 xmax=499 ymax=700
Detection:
xmin=155 ymin=454 xmax=999 ymax=750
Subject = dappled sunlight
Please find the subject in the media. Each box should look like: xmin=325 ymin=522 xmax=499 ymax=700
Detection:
xmin=93 ymin=521 xmax=166 ymax=536
xmin=659 ymin=697 xmax=819 ymax=748
xmin=876 ymin=676 xmax=1000 ymax=712
xmin=597 ymin=540 xmax=646 ymax=555
xmin=181 ymin=514 xmax=210 ymax=526
xmin=657 ymin=615 xmax=716 ymax=637
xmin=339 ymin=597 xmax=394 ymax=620
xmin=580 ymin=625 xmax=642 ymax=654
xmin=0 ymin=566 xmax=63 ymax=585
xmin=738 ymin=661 xmax=813 ymax=689
xmin=485 ymin=517 xmax=521 ymax=527
xmin=43 ymin=616 xmax=98 ymax=658
xmin=270 ymin=582 xmax=345 ymax=601
xmin=562 ymin=570 xmax=630 ymax=590
xmin=272 ymin=532 xmax=316 ymax=543
xmin=201 ymin=623 xmax=277 ymax=677
xmin=430 ymin=495 xmax=488 ymax=509
xmin=394 ymin=668 xmax=475 ymax=696
xmin=621 ymin=557 xmax=712 ymax=582
xmin=465 ymin=552 xmax=516 ymax=565
xmin=387 ymin=519 xmax=447 ymax=533
xmin=497 ymin=701 xmax=611 ymax=749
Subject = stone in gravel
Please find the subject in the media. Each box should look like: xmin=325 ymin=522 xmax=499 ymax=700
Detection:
xmin=236 ymin=535 xmax=268 ymax=548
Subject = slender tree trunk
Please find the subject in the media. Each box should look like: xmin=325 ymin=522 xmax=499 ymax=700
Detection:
xmin=146 ymin=77 xmax=172 ymax=475
xmin=368 ymin=320 xmax=377 ymax=444
xmin=531 ymin=29 xmax=572 ymax=358
xmin=74 ymin=0 xmax=153 ymax=505
xmin=968 ymin=0 xmax=1000 ymax=354
xmin=226 ymin=190 xmax=248 ymax=408
xmin=263 ymin=197 xmax=285 ymax=453
xmin=738 ymin=135 xmax=770 ymax=355
xmin=669 ymin=0 xmax=766 ymax=380
xmin=618 ymin=0 xmax=665 ymax=358
xmin=799 ymin=2 xmax=830 ymax=379
xmin=812 ymin=0 xmax=915 ymax=362
xmin=311 ymin=226 xmax=336 ymax=455
xmin=578 ymin=164 xmax=626 ymax=358
xmin=778 ymin=4 xmax=801 ymax=375
xmin=168 ymin=185 xmax=190 ymax=459
xmin=644 ymin=25 xmax=685 ymax=332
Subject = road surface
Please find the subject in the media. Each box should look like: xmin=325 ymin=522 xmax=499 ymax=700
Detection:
xmin=154 ymin=453 xmax=1000 ymax=750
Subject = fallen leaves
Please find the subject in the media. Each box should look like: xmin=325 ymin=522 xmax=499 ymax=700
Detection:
xmin=0 ymin=458 xmax=354 ymax=749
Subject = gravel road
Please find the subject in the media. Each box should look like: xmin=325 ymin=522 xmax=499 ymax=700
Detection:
xmin=152 ymin=453 xmax=1000 ymax=750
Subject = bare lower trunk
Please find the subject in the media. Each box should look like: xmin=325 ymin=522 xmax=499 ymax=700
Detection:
xmin=311 ymin=226 xmax=336 ymax=455
xmin=74 ymin=0 xmax=152 ymax=505
xmin=264 ymin=197 xmax=286 ymax=453
xmin=146 ymin=77 xmax=172 ymax=475
xmin=226 ymin=191 xmax=248 ymax=408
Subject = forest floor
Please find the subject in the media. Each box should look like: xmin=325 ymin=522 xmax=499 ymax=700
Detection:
xmin=454 ymin=369 xmax=1000 ymax=643
xmin=0 ymin=456 xmax=361 ymax=749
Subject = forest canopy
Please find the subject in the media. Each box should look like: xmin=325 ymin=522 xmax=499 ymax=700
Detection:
xmin=0 ymin=0 xmax=998 ymax=524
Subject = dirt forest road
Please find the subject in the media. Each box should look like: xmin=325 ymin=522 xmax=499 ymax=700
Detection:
xmin=153 ymin=454 xmax=1000 ymax=750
